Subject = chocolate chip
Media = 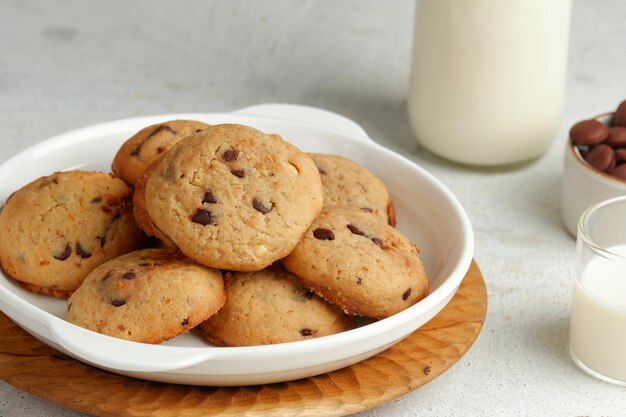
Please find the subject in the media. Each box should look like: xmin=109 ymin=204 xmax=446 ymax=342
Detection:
xmin=371 ymin=237 xmax=384 ymax=249
xmin=222 ymin=148 xmax=239 ymax=162
xmin=313 ymin=228 xmax=335 ymax=240
xmin=152 ymin=125 xmax=175 ymax=136
xmin=96 ymin=235 xmax=106 ymax=247
xmin=610 ymin=164 xmax=626 ymax=180
xmin=181 ymin=318 xmax=189 ymax=326
xmin=75 ymin=242 xmax=92 ymax=259
xmin=347 ymin=224 xmax=384 ymax=249
xmin=192 ymin=209 xmax=214 ymax=225
xmin=318 ymin=168 xmax=327 ymax=175
xmin=422 ymin=365 xmax=431 ymax=375
xmin=347 ymin=224 xmax=365 ymax=236
xmin=111 ymin=299 xmax=126 ymax=307
xmin=52 ymin=178 xmax=59 ymax=184
xmin=156 ymin=147 xmax=165 ymax=154
xmin=53 ymin=243 xmax=72 ymax=261
xmin=585 ymin=144 xmax=615 ymax=172
xmin=402 ymin=288 xmax=412 ymax=300
xmin=607 ymin=127 xmax=626 ymax=147
xmin=356 ymin=277 xmax=362 ymax=285
xmin=202 ymin=190 xmax=217 ymax=204
xmin=90 ymin=196 xmax=102 ymax=204
xmin=570 ymin=119 xmax=609 ymax=146
xmin=252 ymin=198 xmax=273 ymax=214
xmin=123 ymin=272 xmax=136 ymax=280
xmin=299 ymin=328 xmax=316 ymax=337
xmin=231 ymin=169 xmax=245 ymax=178
xmin=615 ymin=100 xmax=626 ymax=127
xmin=131 ymin=125 xmax=175 ymax=156
xmin=300 ymin=289 xmax=315 ymax=300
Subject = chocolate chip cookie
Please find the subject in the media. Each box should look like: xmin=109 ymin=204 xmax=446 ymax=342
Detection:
xmin=145 ymin=124 xmax=324 ymax=271
xmin=200 ymin=264 xmax=351 ymax=346
xmin=132 ymin=158 xmax=176 ymax=248
xmin=112 ymin=120 xmax=210 ymax=187
xmin=67 ymin=248 xmax=225 ymax=343
xmin=309 ymin=153 xmax=396 ymax=226
xmin=0 ymin=171 xmax=146 ymax=297
xmin=283 ymin=208 xmax=429 ymax=319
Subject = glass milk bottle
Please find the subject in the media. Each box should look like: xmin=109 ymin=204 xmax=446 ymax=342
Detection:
xmin=408 ymin=0 xmax=571 ymax=165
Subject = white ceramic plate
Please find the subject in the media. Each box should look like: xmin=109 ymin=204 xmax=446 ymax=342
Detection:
xmin=0 ymin=104 xmax=474 ymax=386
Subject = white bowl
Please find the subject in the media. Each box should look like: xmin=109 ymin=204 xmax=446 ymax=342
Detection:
xmin=0 ymin=104 xmax=474 ymax=386
xmin=561 ymin=113 xmax=626 ymax=237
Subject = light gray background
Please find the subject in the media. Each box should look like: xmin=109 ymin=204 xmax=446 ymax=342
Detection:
xmin=0 ymin=0 xmax=621 ymax=416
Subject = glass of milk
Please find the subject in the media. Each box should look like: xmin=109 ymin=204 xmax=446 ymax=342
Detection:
xmin=569 ymin=196 xmax=626 ymax=385
xmin=408 ymin=0 xmax=572 ymax=166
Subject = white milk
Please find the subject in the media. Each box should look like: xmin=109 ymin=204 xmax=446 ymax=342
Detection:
xmin=569 ymin=248 xmax=626 ymax=383
xmin=408 ymin=0 xmax=571 ymax=165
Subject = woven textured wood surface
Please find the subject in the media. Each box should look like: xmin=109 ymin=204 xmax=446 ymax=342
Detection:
xmin=0 ymin=260 xmax=487 ymax=417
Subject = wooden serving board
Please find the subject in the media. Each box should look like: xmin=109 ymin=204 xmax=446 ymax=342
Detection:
xmin=0 ymin=260 xmax=487 ymax=417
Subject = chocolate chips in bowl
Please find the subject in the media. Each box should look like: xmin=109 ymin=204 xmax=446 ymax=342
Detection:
xmin=570 ymin=101 xmax=626 ymax=180
xmin=561 ymin=100 xmax=626 ymax=237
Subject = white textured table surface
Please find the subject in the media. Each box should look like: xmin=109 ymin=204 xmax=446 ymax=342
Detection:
xmin=0 ymin=0 xmax=622 ymax=416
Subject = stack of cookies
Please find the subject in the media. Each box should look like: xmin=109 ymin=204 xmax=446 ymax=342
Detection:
xmin=0 ymin=120 xmax=429 ymax=346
